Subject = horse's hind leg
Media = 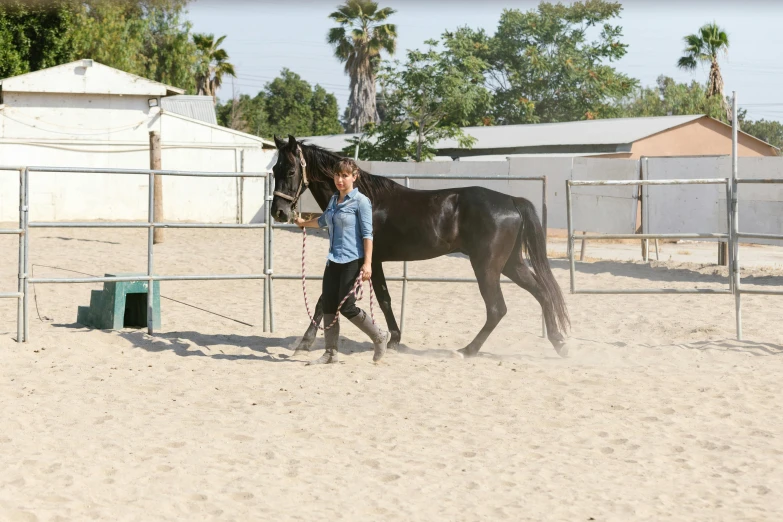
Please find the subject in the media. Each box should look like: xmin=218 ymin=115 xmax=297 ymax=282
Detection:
xmin=371 ymin=262 xmax=401 ymax=349
xmin=502 ymin=258 xmax=568 ymax=357
xmin=294 ymin=295 xmax=323 ymax=354
xmin=457 ymin=257 xmax=507 ymax=358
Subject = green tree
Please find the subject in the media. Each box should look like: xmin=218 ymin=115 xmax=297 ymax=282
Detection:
xmin=327 ymin=0 xmax=397 ymax=133
xmin=193 ymin=33 xmax=235 ymax=102
xmin=343 ymin=41 xmax=484 ymax=161
xmin=0 ymin=0 xmax=77 ymax=79
xmin=72 ymin=0 xmax=196 ymax=92
xmin=310 ymin=85 xmax=344 ymax=136
xmin=616 ymin=75 xmax=725 ymax=120
xmin=216 ymin=91 xmax=267 ymax=134
xmin=740 ymin=119 xmax=783 ymax=151
xmin=677 ymin=22 xmax=729 ymax=100
xmin=217 ymin=69 xmax=343 ymax=139
xmin=442 ymin=0 xmax=637 ymax=124
xmin=0 ymin=1 xmax=196 ymax=92
xmin=140 ymin=0 xmax=197 ymax=91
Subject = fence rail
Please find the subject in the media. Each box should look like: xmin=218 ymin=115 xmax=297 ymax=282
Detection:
xmin=733 ymin=178 xmax=783 ymax=338
xmin=2 ymin=145 xmax=782 ymax=343
xmin=566 ymin=177 xmax=733 ymax=296
xmin=12 ymin=166 xmax=272 ymax=342
xmin=0 ymin=168 xmax=25 ymax=342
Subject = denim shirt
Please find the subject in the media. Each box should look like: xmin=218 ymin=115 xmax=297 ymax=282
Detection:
xmin=317 ymin=188 xmax=373 ymax=264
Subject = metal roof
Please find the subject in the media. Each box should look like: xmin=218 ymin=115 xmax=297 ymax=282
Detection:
xmin=161 ymin=95 xmax=218 ymax=125
xmin=437 ymin=115 xmax=704 ymax=150
xmin=301 ymin=132 xmax=361 ymax=152
xmin=300 ymin=115 xmax=706 ymax=153
xmin=0 ymin=59 xmax=184 ymax=96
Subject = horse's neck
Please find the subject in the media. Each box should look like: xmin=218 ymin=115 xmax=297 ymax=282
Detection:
xmin=302 ymin=150 xmax=337 ymax=211
xmin=308 ymin=180 xmax=335 ymax=211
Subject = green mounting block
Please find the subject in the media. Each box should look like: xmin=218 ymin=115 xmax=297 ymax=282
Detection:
xmin=77 ymin=273 xmax=161 ymax=330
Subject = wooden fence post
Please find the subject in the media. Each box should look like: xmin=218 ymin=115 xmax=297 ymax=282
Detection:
xmin=149 ymin=131 xmax=164 ymax=244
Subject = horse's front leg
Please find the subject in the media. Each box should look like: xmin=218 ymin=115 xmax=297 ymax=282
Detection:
xmin=371 ymin=262 xmax=401 ymax=350
xmin=293 ymin=294 xmax=323 ymax=354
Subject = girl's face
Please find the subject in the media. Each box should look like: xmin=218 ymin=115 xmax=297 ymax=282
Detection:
xmin=334 ymin=169 xmax=358 ymax=193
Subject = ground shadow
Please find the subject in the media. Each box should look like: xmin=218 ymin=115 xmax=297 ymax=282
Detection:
xmin=550 ymin=258 xmax=783 ymax=288
xmin=42 ymin=236 xmax=121 ymax=245
xmin=661 ymin=339 xmax=783 ymax=357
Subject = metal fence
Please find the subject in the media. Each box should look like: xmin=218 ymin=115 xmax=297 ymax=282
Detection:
xmin=3 ymin=156 xmax=781 ymax=343
xmin=733 ymin=178 xmax=783 ymax=340
xmin=0 ymin=168 xmax=25 ymax=342
xmin=566 ymin=178 xmax=734 ymax=295
xmin=15 ymin=166 xmax=271 ymax=343
xmin=267 ymin=174 xmax=548 ymax=338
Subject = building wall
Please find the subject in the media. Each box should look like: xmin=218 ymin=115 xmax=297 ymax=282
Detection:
xmin=630 ymin=117 xmax=777 ymax=159
xmin=0 ymin=92 xmax=276 ymax=223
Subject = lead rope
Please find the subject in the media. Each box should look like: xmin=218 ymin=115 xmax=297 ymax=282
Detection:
xmin=301 ymin=225 xmax=376 ymax=330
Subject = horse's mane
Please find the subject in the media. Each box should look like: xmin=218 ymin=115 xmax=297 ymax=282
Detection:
xmin=299 ymin=142 xmax=399 ymax=202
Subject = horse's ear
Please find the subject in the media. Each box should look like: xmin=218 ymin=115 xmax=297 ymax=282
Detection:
xmin=273 ymin=135 xmax=286 ymax=150
xmin=288 ymin=134 xmax=298 ymax=149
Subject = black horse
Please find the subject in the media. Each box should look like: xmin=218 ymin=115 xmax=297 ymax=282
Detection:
xmin=270 ymin=135 xmax=569 ymax=358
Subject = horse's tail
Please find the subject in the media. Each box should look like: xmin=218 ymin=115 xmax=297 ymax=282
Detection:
xmin=513 ymin=197 xmax=570 ymax=334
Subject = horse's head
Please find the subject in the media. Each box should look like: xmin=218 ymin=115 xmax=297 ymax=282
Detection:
xmin=271 ymin=134 xmax=308 ymax=223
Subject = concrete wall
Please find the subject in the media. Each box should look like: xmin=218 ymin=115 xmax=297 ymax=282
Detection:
xmin=321 ymin=157 xmax=638 ymax=233
xmin=735 ymin=157 xmax=783 ymax=246
xmin=643 ymin=156 xmax=783 ymax=246
xmin=571 ymin=158 xmax=639 ymax=234
xmin=643 ymin=156 xmax=731 ymax=237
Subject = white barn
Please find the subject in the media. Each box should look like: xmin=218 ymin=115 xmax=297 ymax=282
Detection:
xmin=0 ymin=59 xmax=276 ymax=223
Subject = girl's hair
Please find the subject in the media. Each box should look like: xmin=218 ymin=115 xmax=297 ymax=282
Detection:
xmin=334 ymin=157 xmax=360 ymax=179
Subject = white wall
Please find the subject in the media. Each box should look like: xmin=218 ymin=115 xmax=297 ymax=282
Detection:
xmin=0 ymin=92 xmax=275 ymax=224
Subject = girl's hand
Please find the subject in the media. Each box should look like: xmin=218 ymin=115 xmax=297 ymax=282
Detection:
xmin=361 ymin=263 xmax=372 ymax=281
xmin=294 ymin=217 xmax=306 ymax=228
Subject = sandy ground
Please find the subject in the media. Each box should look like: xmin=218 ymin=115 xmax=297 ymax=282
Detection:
xmin=1 ymin=224 xmax=782 ymax=521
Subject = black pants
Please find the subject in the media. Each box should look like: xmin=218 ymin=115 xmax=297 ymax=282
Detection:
xmin=322 ymin=259 xmax=363 ymax=319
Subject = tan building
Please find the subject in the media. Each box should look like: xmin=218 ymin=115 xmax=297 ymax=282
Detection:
xmin=303 ymin=115 xmax=778 ymax=160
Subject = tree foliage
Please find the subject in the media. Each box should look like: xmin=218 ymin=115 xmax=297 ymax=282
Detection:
xmin=442 ymin=0 xmax=637 ymax=124
xmin=616 ymin=75 xmax=726 ymax=120
xmin=677 ymin=22 xmax=729 ymax=99
xmin=193 ymin=32 xmax=235 ymax=102
xmin=0 ymin=0 xmax=197 ymax=93
xmin=216 ymin=69 xmax=343 ymax=139
xmin=0 ymin=0 xmax=77 ymax=79
xmin=342 ymin=41 xmax=484 ymax=161
xmin=327 ymin=0 xmax=397 ymax=132
xmin=740 ymin=119 xmax=783 ymax=151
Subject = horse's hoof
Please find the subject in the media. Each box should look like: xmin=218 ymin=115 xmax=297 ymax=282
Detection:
xmin=456 ymin=347 xmax=478 ymax=358
xmin=554 ymin=341 xmax=569 ymax=358
xmin=294 ymin=338 xmax=315 ymax=354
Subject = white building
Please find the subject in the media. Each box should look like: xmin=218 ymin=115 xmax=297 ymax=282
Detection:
xmin=0 ymin=59 xmax=276 ymax=223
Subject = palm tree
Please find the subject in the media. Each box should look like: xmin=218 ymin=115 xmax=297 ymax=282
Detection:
xmin=677 ymin=22 xmax=730 ymax=117
xmin=327 ymin=0 xmax=397 ymax=133
xmin=193 ymin=33 xmax=236 ymax=104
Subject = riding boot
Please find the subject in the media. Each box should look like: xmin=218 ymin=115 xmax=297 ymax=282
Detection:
xmin=306 ymin=314 xmax=339 ymax=365
xmin=348 ymin=310 xmax=390 ymax=362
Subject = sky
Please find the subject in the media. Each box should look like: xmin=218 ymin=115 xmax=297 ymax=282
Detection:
xmin=186 ymin=0 xmax=783 ymax=123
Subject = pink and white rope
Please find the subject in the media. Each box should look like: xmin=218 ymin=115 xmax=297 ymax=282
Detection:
xmin=301 ymin=226 xmax=375 ymax=330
